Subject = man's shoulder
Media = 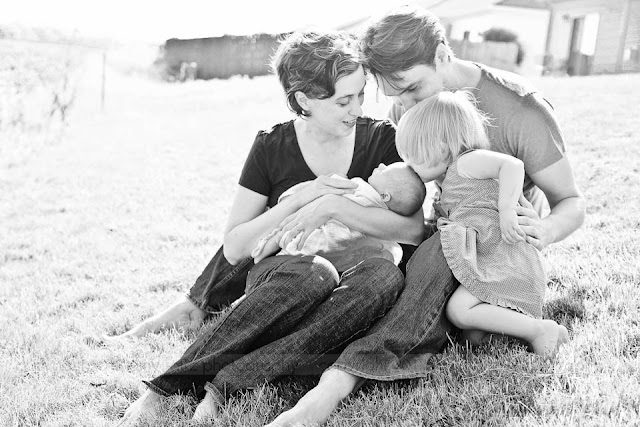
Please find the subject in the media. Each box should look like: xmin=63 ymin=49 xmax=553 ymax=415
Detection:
xmin=476 ymin=63 xmax=537 ymax=99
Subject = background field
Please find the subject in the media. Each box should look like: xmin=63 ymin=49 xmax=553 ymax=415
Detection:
xmin=1 ymin=45 xmax=639 ymax=426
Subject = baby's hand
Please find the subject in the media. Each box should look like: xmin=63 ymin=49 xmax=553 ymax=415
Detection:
xmin=499 ymin=209 xmax=527 ymax=244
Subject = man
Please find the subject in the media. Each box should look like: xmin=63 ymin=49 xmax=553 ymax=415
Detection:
xmin=267 ymin=5 xmax=585 ymax=426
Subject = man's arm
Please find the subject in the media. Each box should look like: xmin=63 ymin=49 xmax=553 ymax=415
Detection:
xmin=519 ymin=157 xmax=585 ymax=250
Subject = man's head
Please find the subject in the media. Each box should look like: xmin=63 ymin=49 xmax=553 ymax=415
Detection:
xmin=360 ymin=5 xmax=454 ymax=110
xmin=368 ymin=162 xmax=426 ymax=216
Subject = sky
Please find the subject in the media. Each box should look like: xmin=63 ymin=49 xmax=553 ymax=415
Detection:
xmin=1 ymin=0 xmax=415 ymax=43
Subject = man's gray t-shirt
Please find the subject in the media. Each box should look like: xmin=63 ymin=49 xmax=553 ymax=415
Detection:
xmin=389 ymin=63 xmax=566 ymax=196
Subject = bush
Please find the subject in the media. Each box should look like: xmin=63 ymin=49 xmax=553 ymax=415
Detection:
xmin=482 ymin=27 xmax=525 ymax=65
xmin=0 ymin=40 xmax=83 ymax=165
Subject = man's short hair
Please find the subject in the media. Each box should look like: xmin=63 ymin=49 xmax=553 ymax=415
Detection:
xmin=360 ymin=5 xmax=450 ymax=86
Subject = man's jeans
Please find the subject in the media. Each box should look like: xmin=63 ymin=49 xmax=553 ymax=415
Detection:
xmin=146 ymin=255 xmax=404 ymax=400
xmin=333 ymin=231 xmax=459 ymax=380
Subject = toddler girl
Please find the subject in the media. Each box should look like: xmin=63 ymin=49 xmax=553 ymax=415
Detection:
xmin=396 ymin=90 xmax=569 ymax=358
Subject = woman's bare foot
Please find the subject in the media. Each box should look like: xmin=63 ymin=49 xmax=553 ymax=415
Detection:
xmin=530 ymin=320 xmax=569 ymax=359
xmin=108 ymin=296 xmax=208 ymax=339
xmin=192 ymin=390 xmax=220 ymax=422
xmin=266 ymin=369 xmax=362 ymax=427
xmin=119 ymin=390 xmax=161 ymax=426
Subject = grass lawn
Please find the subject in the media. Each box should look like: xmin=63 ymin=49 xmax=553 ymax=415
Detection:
xmin=1 ymin=48 xmax=639 ymax=426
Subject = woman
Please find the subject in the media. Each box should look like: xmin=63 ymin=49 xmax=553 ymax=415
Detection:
xmin=119 ymin=30 xmax=424 ymax=425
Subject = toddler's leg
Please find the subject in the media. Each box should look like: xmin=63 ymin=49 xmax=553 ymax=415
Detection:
xmin=446 ymin=286 xmax=569 ymax=358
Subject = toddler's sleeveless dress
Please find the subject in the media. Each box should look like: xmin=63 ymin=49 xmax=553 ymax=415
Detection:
xmin=437 ymin=152 xmax=547 ymax=318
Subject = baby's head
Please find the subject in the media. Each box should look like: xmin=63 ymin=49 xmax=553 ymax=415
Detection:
xmin=368 ymin=162 xmax=426 ymax=216
xmin=396 ymin=90 xmax=491 ymax=174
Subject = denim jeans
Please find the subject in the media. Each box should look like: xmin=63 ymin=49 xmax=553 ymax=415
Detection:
xmin=187 ymin=243 xmax=416 ymax=313
xmin=145 ymin=254 xmax=404 ymax=401
xmin=187 ymin=245 xmax=253 ymax=313
xmin=332 ymin=231 xmax=459 ymax=380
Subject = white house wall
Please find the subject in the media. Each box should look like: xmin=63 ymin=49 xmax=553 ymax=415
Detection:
xmin=549 ymin=0 xmax=627 ymax=73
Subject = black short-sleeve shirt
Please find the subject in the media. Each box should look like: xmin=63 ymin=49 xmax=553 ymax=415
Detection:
xmin=239 ymin=117 xmax=401 ymax=208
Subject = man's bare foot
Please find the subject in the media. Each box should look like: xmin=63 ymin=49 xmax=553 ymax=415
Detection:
xmin=192 ymin=391 xmax=219 ymax=422
xmin=530 ymin=320 xmax=569 ymax=359
xmin=118 ymin=390 xmax=161 ymax=426
xmin=108 ymin=296 xmax=208 ymax=339
xmin=265 ymin=369 xmax=362 ymax=427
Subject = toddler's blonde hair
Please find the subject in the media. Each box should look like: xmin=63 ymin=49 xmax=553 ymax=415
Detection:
xmin=396 ymin=90 xmax=491 ymax=167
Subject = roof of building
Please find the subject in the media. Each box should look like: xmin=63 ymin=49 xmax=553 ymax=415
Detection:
xmin=496 ymin=0 xmax=550 ymax=9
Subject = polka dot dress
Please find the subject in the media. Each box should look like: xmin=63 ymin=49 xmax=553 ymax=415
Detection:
xmin=437 ymin=152 xmax=547 ymax=318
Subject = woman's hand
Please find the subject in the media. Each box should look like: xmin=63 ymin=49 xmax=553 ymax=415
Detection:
xmin=499 ymin=208 xmax=527 ymax=244
xmin=290 ymin=175 xmax=357 ymax=208
xmin=276 ymin=194 xmax=341 ymax=250
xmin=516 ymin=194 xmax=551 ymax=250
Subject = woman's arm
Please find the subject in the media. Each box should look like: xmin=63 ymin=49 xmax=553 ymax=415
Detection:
xmin=223 ymin=176 xmax=358 ymax=265
xmin=277 ymin=194 xmax=425 ymax=248
xmin=457 ymin=150 xmax=527 ymax=244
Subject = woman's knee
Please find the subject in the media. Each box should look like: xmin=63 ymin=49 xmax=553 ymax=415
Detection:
xmin=248 ymin=255 xmax=339 ymax=298
xmin=343 ymin=257 xmax=404 ymax=302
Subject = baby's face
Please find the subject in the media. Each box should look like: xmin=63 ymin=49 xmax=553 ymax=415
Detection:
xmin=368 ymin=162 xmax=412 ymax=196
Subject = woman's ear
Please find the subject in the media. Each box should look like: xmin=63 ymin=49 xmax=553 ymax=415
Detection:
xmin=380 ymin=192 xmax=391 ymax=202
xmin=294 ymin=91 xmax=310 ymax=112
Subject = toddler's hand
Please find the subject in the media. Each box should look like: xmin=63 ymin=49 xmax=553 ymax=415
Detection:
xmin=499 ymin=209 xmax=527 ymax=244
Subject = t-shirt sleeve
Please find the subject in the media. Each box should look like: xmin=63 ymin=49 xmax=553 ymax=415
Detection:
xmin=387 ymin=103 xmax=404 ymax=126
xmin=372 ymin=119 xmax=402 ymax=166
xmin=508 ymin=93 xmax=565 ymax=175
xmin=238 ymin=131 xmax=271 ymax=196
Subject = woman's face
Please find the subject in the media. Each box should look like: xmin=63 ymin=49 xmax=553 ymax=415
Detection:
xmin=304 ymin=65 xmax=366 ymax=137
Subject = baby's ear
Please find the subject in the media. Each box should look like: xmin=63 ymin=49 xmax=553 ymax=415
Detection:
xmin=380 ymin=192 xmax=391 ymax=202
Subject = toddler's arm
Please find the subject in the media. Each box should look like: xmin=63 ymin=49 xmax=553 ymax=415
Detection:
xmin=457 ymin=150 xmax=527 ymax=244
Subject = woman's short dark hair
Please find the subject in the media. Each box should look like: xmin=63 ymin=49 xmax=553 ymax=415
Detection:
xmin=360 ymin=6 xmax=450 ymax=86
xmin=272 ymin=31 xmax=363 ymax=117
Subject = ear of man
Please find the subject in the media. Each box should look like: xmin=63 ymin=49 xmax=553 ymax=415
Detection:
xmin=435 ymin=43 xmax=450 ymax=67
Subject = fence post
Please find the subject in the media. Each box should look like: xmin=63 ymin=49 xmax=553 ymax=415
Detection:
xmin=101 ymin=51 xmax=107 ymax=111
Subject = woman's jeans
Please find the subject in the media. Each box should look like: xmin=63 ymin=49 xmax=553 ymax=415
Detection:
xmin=146 ymin=255 xmax=404 ymax=401
xmin=186 ymin=244 xmax=416 ymax=313
xmin=186 ymin=245 xmax=253 ymax=313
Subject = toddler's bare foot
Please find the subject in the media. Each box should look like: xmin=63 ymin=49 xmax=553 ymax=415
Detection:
xmin=108 ymin=296 xmax=207 ymax=339
xmin=461 ymin=330 xmax=513 ymax=347
xmin=461 ymin=329 xmax=489 ymax=346
xmin=192 ymin=391 xmax=219 ymax=422
xmin=530 ymin=320 xmax=569 ymax=359
xmin=119 ymin=390 xmax=161 ymax=426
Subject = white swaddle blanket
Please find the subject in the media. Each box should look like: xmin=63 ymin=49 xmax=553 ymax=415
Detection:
xmin=251 ymin=176 xmax=402 ymax=271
